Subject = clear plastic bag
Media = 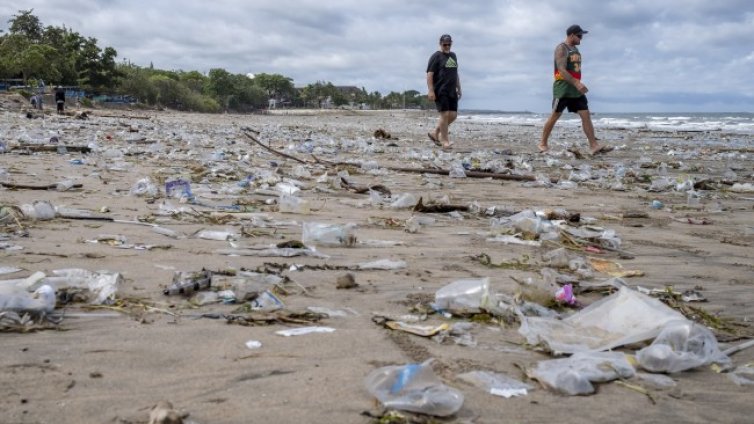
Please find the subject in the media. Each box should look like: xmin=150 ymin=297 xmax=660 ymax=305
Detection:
xmin=365 ymin=360 xmax=464 ymax=417
xmin=636 ymin=320 xmax=730 ymax=373
xmin=0 ymin=285 xmax=56 ymax=314
xmin=519 ymin=287 xmax=686 ymax=354
xmin=529 ymin=351 xmax=635 ymax=396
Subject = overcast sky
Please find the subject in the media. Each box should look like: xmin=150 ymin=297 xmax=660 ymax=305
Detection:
xmin=3 ymin=1 xmax=753 ymax=112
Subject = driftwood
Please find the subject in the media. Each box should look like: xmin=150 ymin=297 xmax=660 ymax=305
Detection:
xmin=91 ymin=113 xmax=151 ymax=120
xmin=242 ymin=131 xmax=307 ymax=164
xmin=11 ymin=145 xmax=92 ymax=154
xmin=314 ymin=156 xmax=549 ymax=182
xmin=339 ymin=177 xmax=391 ymax=196
xmin=412 ymin=197 xmax=469 ymax=213
xmin=0 ymin=182 xmax=83 ymax=190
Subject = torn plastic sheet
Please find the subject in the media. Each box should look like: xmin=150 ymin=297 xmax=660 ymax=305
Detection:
xmin=518 ymin=287 xmax=686 ymax=354
xmin=529 ymin=351 xmax=635 ymax=395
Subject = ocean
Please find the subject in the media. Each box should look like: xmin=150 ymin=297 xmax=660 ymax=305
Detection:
xmin=459 ymin=111 xmax=754 ymax=135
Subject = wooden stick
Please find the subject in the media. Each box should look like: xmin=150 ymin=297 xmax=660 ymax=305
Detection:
xmin=242 ymin=131 xmax=308 ymax=164
xmin=11 ymin=145 xmax=92 ymax=154
xmin=0 ymin=182 xmax=83 ymax=190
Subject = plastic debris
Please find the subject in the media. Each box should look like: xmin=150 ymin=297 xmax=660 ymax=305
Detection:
xmin=519 ymin=287 xmax=686 ymax=354
xmin=636 ymin=320 xmax=730 ymax=373
xmin=458 ymin=370 xmax=533 ymax=398
xmin=0 ymin=285 xmax=56 ymax=315
xmin=433 ymin=278 xmax=491 ymax=315
xmin=365 ymin=359 xmax=464 ymax=417
xmin=275 ymin=326 xmax=336 ymax=337
xmin=528 ymin=351 xmax=635 ymax=395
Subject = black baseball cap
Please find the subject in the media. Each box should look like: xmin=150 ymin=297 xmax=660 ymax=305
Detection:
xmin=439 ymin=34 xmax=452 ymax=43
xmin=566 ymin=25 xmax=588 ymax=36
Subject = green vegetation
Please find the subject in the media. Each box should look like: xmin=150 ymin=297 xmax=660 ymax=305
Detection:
xmin=0 ymin=10 xmax=432 ymax=112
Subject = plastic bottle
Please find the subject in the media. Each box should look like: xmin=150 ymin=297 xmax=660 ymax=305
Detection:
xmin=278 ymin=194 xmax=310 ymax=214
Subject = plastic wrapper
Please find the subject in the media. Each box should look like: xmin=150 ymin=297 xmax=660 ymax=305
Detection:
xmin=458 ymin=371 xmax=532 ymax=398
xmin=636 ymin=320 xmax=730 ymax=373
xmin=433 ymin=278 xmax=491 ymax=315
xmin=519 ymin=287 xmax=686 ymax=354
xmin=365 ymin=360 xmax=464 ymax=417
xmin=529 ymin=351 xmax=635 ymax=395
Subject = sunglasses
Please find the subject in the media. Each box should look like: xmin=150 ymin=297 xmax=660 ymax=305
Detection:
xmin=575 ymin=33 xmax=584 ymax=39
xmin=442 ymin=43 xmax=452 ymax=47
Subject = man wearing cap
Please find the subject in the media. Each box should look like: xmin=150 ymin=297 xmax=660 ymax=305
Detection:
xmin=427 ymin=34 xmax=461 ymax=150
xmin=539 ymin=25 xmax=611 ymax=156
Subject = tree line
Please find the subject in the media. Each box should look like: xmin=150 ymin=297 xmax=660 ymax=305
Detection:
xmin=0 ymin=10 xmax=432 ymax=112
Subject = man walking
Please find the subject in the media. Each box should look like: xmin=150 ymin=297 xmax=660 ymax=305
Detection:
xmin=539 ymin=25 xmax=611 ymax=156
xmin=55 ymin=86 xmax=66 ymax=114
xmin=427 ymin=34 xmax=461 ymax=150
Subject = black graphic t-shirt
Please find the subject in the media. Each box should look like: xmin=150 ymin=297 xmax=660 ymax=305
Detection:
xmin=427 ymin=51 xmax=459 ymax=98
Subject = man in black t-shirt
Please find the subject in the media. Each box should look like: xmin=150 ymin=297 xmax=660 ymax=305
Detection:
xmin=426 ymin=34 xmax=462 ymax=150
xmin=55 ymin=86 xmax=66 ymax=114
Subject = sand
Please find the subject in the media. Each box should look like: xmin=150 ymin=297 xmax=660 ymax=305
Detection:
xmin=1 ymin=100 xmax=753 ymax=423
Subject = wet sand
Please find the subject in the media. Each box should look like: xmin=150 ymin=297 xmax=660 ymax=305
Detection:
xmin=1 ymin=101 xmax=753 ymax=423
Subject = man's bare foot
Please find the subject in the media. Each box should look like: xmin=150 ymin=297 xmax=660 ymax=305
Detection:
xmin=590 ymin=145 xmax=614 ymax=156
xmin=537 ymin=144 xmax=549 ymax=153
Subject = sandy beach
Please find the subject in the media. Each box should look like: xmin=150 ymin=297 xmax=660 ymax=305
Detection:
xmin=1 ymin=98 xmax=754 ymax=423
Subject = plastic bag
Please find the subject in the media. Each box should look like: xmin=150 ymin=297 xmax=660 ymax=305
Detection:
xmin=20 ymin=201 xmax=56 ymax=221
xmin=0 ymin=285 xmax=56 ymax=314
xmin=636 ymin=320 xmax=730 ymax=373
xmin=365 ymin=360 xmax=464 ymax=417
xmin=433 ymin=278 xmax=491 ymax=315
xmin=529 ymin=351 xmax=635 ymax=395
xmin=519 ymin=287 xmax=686 ymax=354
xmin=34 ymin=269 xmax=121 ymax=305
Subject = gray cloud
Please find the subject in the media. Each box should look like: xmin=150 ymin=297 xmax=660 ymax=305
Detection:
xmin=2 ymin=1 xmax=753 ymax=112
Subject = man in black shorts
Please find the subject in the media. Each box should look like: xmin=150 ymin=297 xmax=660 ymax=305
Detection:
xmin=426 ymin=34 xmax=462 ymax=150
xmin=539 ymin=25 xmax=610 ymax=155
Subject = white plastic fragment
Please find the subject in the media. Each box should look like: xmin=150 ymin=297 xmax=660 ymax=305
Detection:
xmin=458 ymin=371 xmax=532 ymax=398
xmin=245 ymin=340 xmax=262 ymax=350
xmin=276 ymin=326 xmax=336 ymax=337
